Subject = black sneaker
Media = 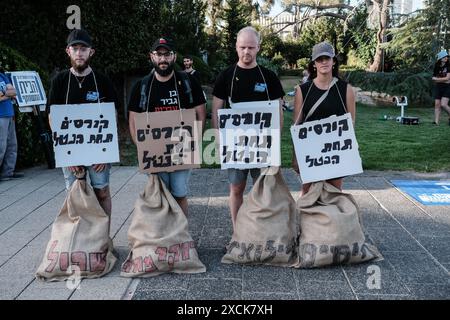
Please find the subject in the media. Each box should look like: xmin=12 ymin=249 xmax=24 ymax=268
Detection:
xmin=11 ymin=172 xmax=24 ymax=178
xmin=432 ymin=121 xmax=439 ymax=125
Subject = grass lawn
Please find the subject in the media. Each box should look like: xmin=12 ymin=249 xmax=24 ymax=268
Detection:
xmin=118 ymin=76 xmax=450 ymax=172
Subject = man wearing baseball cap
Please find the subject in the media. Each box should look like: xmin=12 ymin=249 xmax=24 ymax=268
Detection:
xmin=128 ymin=36 xmax=206 ymax=215
xmin=47 ymin=28 xmax=118 ymax=215
xmin=432 ymin=49 xmax=450 ymax=125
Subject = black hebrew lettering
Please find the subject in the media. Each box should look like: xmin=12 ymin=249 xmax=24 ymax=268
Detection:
xmin=137 ymin=129 xmax=146 ymax=142
xmin=227 ymin=241 xmax=240 ymax=254
xmin=331 ymin=155 xmax=339 ymax=164
xmin=260 ymin=112 xmax=272 ymax=129
xmin=238 ymin=243 xmax=254 ymax=260
xmin=254 ymin=112 xmax=261 ymax=126
xmin=242 ymin=112 xmax=253 ymax=125
xmin=324 ymin=156 xmax=331 ymax=165
xmin=313 ymin=124 xmax=323 ymax=135
xmin=305 ymin=155 xmax=314 ymax=167
xmin=60 ymin=119 xmax=70 ymax=130
xmin=300 ymin=243 xmax=317 ymax=268
xmin=338 ymin=119 xmax=349 ymax=136
xmin=331 ymin=245 xmax=351 ymax=265
xmin=341 ymin=139 xmax=352 ymax=150
xmin=103 ymin=133 xmax=113 ymax=143
xmin=321 ymin=143 xmax=332 ymax=153
xmin=298 ymin=127 xmax=308 ymax=139
xmin=151 ymin=128 xmax=161 ymax=140
xmin=319 ymin=245 xmax=329 ymax=254
xmin=162 ymin=127 xmax=173 ymax=139
xmin=261 ymin=240 xmax=276 ymax=263
xmin=231 ymin=114 xmax=241 ymax=126
xmin=313 ymin=157 xmax=323 ymax=166
xmin=285 ymin=237 xmax=299 ymax=263
xmin=74 ymin=119 xmax=83 ymax=128
xmin=333 ymin=141 xmax=340 ymax=151
xmin=254 ymin=244 xmax=263 ymax=262
xmin=164 ymin=144 xmax=175 ymax=155
xmin=84 ymin=119 xmax=92 ymax=128
xmin=323 ymin=122 xmax=332 ymax=133
xmin=219 ymin=114 xmax=231 ymax=129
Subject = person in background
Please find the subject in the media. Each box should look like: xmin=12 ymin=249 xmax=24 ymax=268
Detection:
xmin=0 ymin=72 xmax=23 ymax=181
xmin=431 ymin=49 xmax=450 ymax=126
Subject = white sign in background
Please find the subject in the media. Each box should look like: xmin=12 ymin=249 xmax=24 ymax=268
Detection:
xmin=50 ymin=103 xmax=120 ymax=168
xmin=291 ymin=113 xmax=363 ymax=184
xmin=7 ymin=71 xmax=47 ymax=112
xmin=218 ymin=101 xmax=280 ymax=170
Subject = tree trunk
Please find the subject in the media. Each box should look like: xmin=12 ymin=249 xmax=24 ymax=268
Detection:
xmin=368 ymin=0 xmax=390 ymax=72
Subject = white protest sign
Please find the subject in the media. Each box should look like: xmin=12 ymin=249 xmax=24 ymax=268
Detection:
xmin=291 ymin=113 xmax=363 ymax=183
xmin=50 ymin=103 xmax=119 ymax=168
xmin=134 ymin=109 xmax=202 ymax=173
xmin=218 ymin=101 xmax=280 ymax=169
xmin=7 ymin=71 xmax=46 ymax=112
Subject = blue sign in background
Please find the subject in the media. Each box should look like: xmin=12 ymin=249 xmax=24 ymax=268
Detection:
xmin=391 ymin=180 xmax=450 ymax=205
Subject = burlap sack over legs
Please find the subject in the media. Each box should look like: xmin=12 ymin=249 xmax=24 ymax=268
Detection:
xmin=222 ymin=167 xmax=300 ymax=267
xmin=296 ymin=181 xmax=382 ymax=268
xmin=120 ymin=174 xmax=206 ymax=277
xmin=36 ymin=171 xmax=117 ymax=282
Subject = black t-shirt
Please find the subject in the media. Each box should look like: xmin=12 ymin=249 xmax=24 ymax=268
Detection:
xmin=186 ymin=69 xmax=201 ymax=83
xmin=433 ymin=61 xmax=450 ymax=78
xmin=299 ymin=79 xmax=348 ymax=123
xmin=128 ymin=71 xmax=205 ymax=113
xmin=47 ymin=69 xmax=118 ymax=113
xmin=212 ymin=64 xmax=285 ymax=106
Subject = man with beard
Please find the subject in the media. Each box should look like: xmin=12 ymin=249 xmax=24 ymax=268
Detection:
xmin=212 ymin=26 xmax=285 ymax=231
xmin=183 ymin=55 xmax=201 ymax=83
xmin=128 ymin=37 xmax=206 ymax=216
xmin=47 ymin=28 xmax=118 ymax=216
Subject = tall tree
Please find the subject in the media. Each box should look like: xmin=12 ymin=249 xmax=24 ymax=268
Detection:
xmin=222 ymin=0 xmax=255 ymax=65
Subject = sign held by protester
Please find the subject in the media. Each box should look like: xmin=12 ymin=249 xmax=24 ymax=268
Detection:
xmin=7 ymin=71 xmax=47 ymax=112
xmin=218 ymin=101 xmax=280 ymax=170
xmin=291 ymin=113 xmax=363 ymax=183
xmin=50 ymin=103 xmax=119 ymax=167
xmin=134 ymin=109 xmax=202 ymax=173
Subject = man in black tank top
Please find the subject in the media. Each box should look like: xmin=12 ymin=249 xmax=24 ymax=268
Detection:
xmin=292 ymin=41 xmax=356 ymax=195
xmin=47 ymin=29 xmax=118 ymax=216
xmin=212 ymin=26 xmax=285 ymax=231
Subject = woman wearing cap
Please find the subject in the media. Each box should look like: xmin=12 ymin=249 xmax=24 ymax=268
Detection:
xmin=292 ymin=41 xmax=355 ymax=195
xmin=432 ymin=50 xmax=450 ymax=126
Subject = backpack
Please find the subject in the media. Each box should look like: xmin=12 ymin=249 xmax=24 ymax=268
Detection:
xmin=139 ymin=69 xmax=193 ymax=111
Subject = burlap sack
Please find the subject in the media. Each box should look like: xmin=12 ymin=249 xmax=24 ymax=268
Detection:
xmin=36 ymin=173 xmax=117 ymax=282
xmin=120 ymin=174 xmax=206 ymax=277
xmin=296 ymin=181 xmax=381 ymax=268
xmin=222 ymin=167 xmax=300 ymax=266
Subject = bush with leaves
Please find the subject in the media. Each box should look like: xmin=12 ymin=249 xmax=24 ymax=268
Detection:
xmin=346 ymin=69 xmax=433 ymax=106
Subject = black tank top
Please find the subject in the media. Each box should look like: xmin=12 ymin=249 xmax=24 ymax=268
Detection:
xmin=300 ymin=79 xmax=348 ymax=123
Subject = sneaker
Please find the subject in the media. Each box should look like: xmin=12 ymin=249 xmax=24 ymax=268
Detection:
xmin=432 ymin=121 xmax=439 ymax=125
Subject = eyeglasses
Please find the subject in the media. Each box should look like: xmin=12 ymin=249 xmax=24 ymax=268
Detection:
xmin=69 ymin=46 xmax=90 ymax=53
xmin=152 ymin=51 xmax=174 ymax=58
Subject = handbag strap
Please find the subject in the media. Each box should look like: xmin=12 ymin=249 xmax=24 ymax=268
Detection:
xmin=303 ymin=77 xmax=338 ymax=122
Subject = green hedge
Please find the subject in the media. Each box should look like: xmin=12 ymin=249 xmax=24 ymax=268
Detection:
xmin=344 ymin=69 xmax=433 ymax=106
xmin=0 ymin=42 xmax=50 ymax=169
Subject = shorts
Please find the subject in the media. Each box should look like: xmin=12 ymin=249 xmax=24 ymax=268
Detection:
xmin=433 ymin=83 xmax=450 ymax=100
xmin=62 ymin=164 xmax=111 ymax=190
xmin=157 ymin=169 xmax=191 ymax=198
xmin=227 ymin=168 xmax=261 ymax=185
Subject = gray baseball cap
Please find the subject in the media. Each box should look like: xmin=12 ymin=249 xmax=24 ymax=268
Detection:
xmin=311 ymin=42 xmax=335 ymax=61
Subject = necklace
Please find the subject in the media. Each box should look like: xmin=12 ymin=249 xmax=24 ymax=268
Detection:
xmin=73 ymin=74 xmax=86 ymax=88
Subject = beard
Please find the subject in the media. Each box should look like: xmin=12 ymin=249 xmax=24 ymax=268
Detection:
xmin=153 ymin=61 xmax=174 ymax=77
xmin=71 ymin=56 xmax=91 ymax=73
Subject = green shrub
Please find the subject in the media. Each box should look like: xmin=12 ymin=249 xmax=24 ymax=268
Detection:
xmin=256 ymin=56 xmax=280 ymax=75
xmin=280 ymin=69 xmax=302 ymax=77
xmin=0 ymin=42 xmax=50 ymax=169
xmin=296 ymin=58 xmax=309 ymax=70
xmin=344 ymin=69 xmax=433 ymax=106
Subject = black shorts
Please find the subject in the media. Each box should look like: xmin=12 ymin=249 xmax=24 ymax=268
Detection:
xmin=433 ymin=83 xmax=450 ymax=100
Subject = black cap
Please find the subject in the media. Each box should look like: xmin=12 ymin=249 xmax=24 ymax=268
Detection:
xmin=151 ymin=37 xmax=175 ymax=52
xmin=67 ymin=29 xmax=92 ymax=47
